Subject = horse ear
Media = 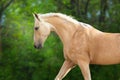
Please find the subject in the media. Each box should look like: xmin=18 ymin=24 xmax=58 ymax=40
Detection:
xmin=33 ymin=13 xmax=41 ymax=21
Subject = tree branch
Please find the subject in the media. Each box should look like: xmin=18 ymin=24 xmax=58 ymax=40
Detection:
xmin=0 ymin=0 xmax=14 ymax=12
xmin=0 ymin=0 xmax=14 ymax=26
xmin=0 ymin=0 xmax=14 ymax=14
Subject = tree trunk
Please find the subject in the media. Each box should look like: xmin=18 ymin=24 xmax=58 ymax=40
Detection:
xmin=70 ymin=0 xmax=76 ymax=15
xmin=0 ymin=0 xmax=14 ymax=57
xmin=0 ymin=27 xmax=2 ymax=57
xmin=84 ymin=0 xmax=90 ymax=17
xmin=99 ymin=0 xmax=108 ymax=25
xmin=75 ymin=0 xmax=80 ymax=16
xmin=70 ymin=0 xmax=82 ymax=18
xmin=55 ymin=0 xmax=64 ymax=11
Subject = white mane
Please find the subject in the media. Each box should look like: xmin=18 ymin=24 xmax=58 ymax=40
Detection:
xmin=39 ymin=13 xmax=79 ymax=24
xmin=38 ymin=13 xmax=92 ymax=28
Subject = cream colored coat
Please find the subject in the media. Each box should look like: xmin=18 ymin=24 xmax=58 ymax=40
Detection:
xmin=33 ymin=13 xmax=120 ymax=80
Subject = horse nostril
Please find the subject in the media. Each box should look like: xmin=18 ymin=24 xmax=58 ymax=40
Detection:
xmin=35 ymin=27 xmax=39 ymax=30
xmin=34 ymin=45 xmax=37 ymax=48
xmin=38 ymin=44 xmax=42 ymax=49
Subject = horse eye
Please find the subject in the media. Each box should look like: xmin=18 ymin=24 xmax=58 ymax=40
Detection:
xmin=35 ymin=27 xmax=39 ymax=30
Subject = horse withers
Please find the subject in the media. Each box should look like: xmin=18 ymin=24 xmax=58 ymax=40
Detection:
xmin=33 ymin=13 xmax=120 ymax=80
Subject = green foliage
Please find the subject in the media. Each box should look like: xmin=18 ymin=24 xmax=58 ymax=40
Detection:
xmin=0 ymin=0 xmax=120 ymax=80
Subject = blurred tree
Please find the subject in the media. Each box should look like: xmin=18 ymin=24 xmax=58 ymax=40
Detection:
xmin=0 ymin=0 xmax=14 ymax=26
xmin=99 ymin=0 xmax=108 ymax=26
xmin=0 ymin=0 xmax=120 ymax=80
xmin=0 ymin=0 xmax=14 ymax=58
xmin=0 ymin=28 xmax=1 ymax=55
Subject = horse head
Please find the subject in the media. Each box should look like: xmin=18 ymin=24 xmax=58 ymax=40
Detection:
xmin=33 ymin=13 xmax=52 ymax=49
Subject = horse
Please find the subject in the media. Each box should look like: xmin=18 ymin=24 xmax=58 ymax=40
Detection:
xmin=33 ymin=13 xmax=120 ymax=80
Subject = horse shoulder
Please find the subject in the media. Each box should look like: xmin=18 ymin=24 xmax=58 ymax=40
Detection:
xmin=66 ymin=28 xmax=90 ymax=63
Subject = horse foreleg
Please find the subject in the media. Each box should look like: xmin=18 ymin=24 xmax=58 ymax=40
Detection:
xmin=55 ymin=60 xmax=75 ymax=80
xmin=78 ymin=60 xmax=91 ymax=80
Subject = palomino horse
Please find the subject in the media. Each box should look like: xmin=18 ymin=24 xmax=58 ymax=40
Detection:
xmin=33 ymin=13 xmax=120 ymax=80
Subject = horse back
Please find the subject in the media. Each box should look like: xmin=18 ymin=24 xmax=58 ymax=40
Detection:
xmin=89 ymin=29 xmax=120 ymax=65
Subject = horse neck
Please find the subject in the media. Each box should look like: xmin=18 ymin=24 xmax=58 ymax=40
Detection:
xmin=44 ymin=17 xmax=80 ymax=46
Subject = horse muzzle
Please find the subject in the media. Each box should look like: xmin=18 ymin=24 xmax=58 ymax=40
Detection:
xmin=34 ymin=44 xmax=43 ymax=49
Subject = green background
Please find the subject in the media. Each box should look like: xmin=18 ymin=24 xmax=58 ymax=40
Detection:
xmin=0 ymin=0 xmax=120 ymax=80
